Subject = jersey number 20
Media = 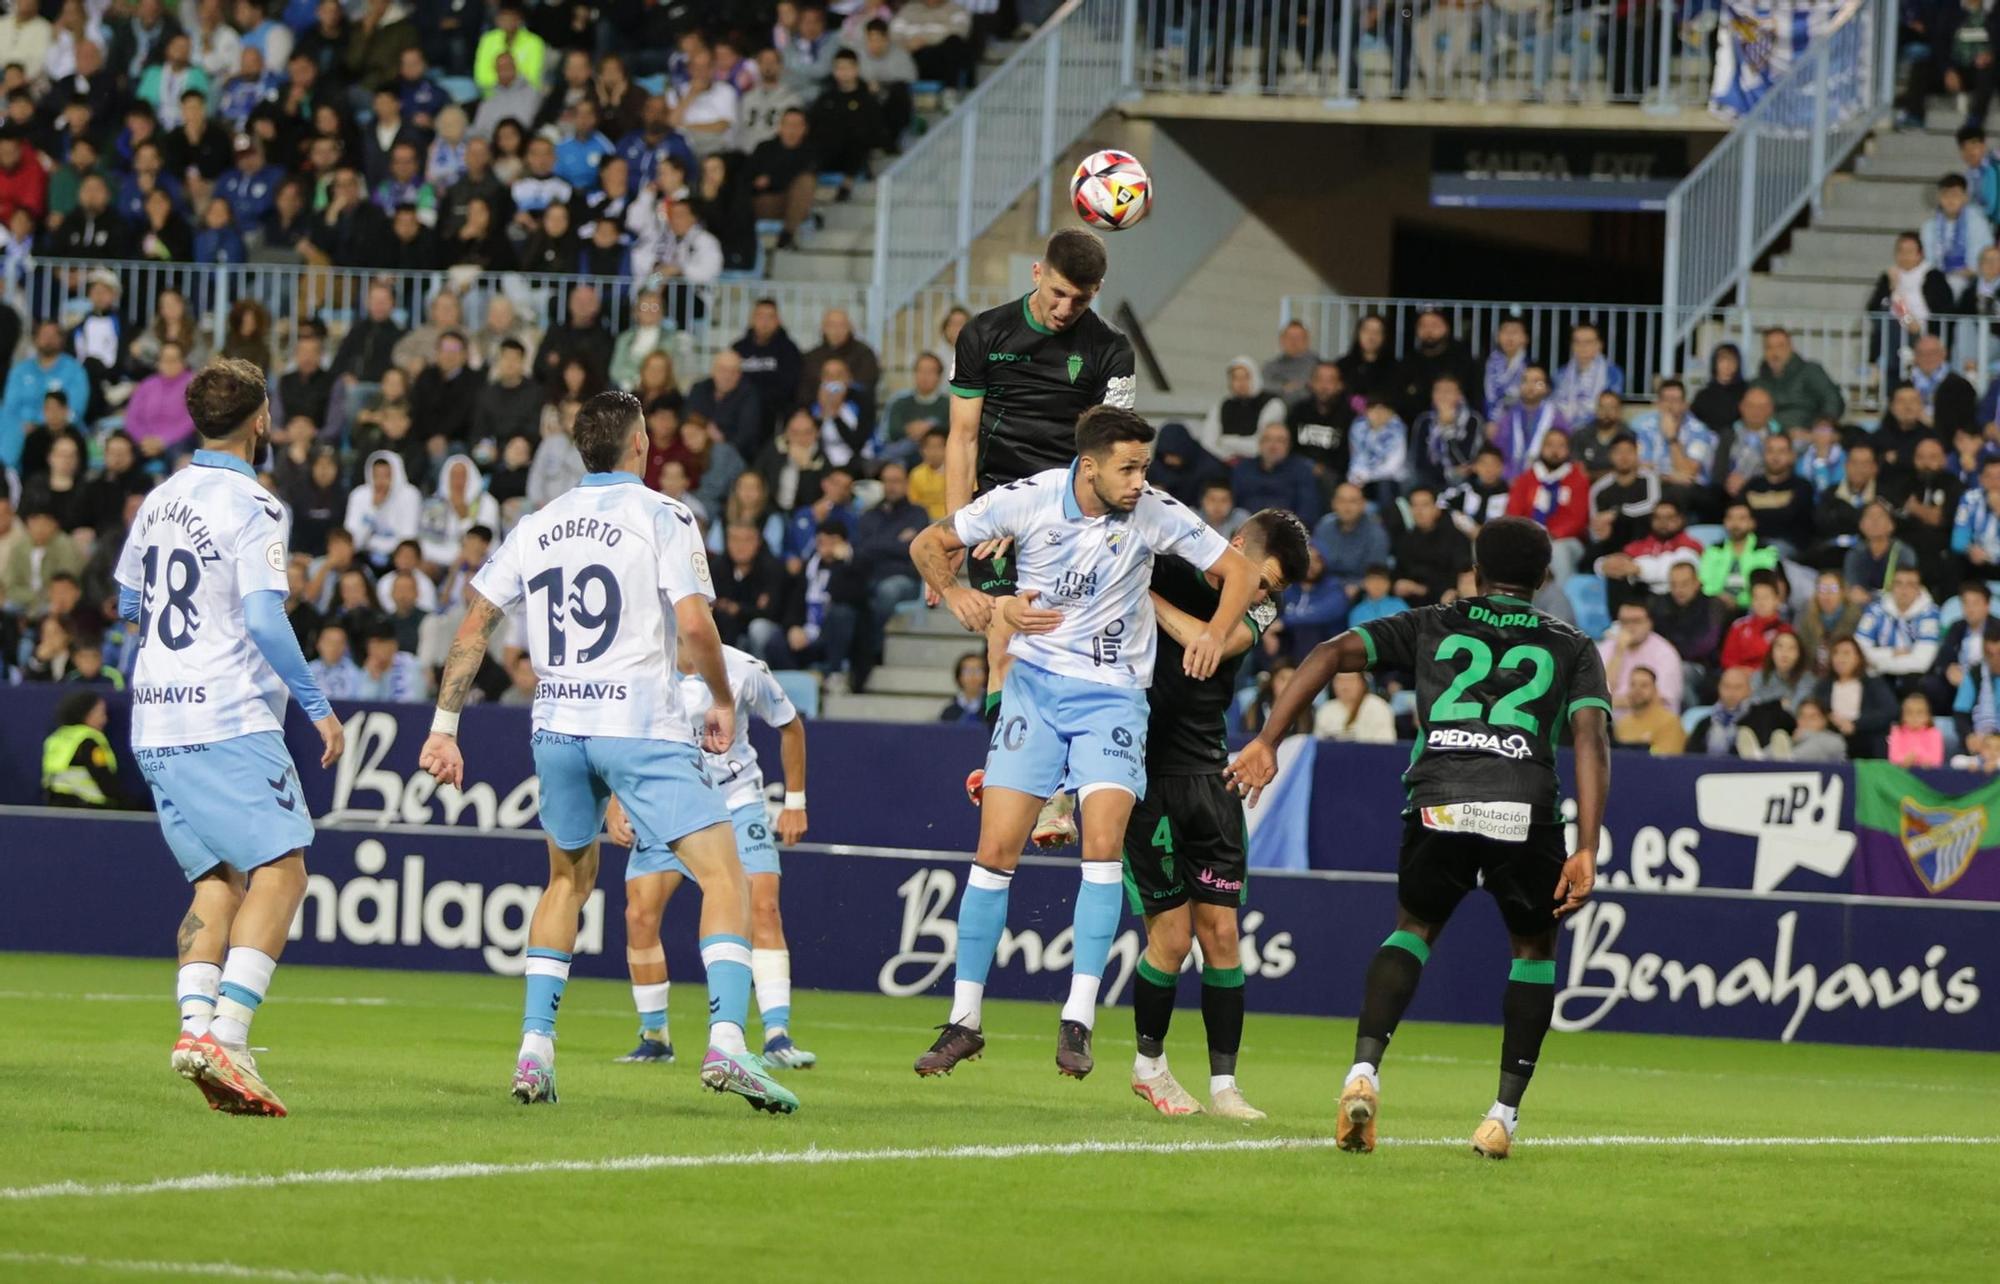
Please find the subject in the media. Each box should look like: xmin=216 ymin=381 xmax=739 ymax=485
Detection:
xmin=1427 ymin=637 xmax=1553 ymax=733
xmin=526 ymin=564 xmax=623 ymax=665
xmin=138 ymin=545 xmax=202 ymax=651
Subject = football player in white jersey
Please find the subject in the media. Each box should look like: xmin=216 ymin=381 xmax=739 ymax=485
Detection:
xmin=607 ymin=645 xmax=813 ymax=1068
xmin=905 ymin=405 xmax=1259 ymax=1079
xmin=114 ymin=358 xmax=346 ymax=1118
xmin=419 ymin=391 xmax=797 ymax=1114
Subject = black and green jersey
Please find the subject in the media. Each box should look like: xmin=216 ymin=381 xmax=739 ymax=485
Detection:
xmin=1353 ymin=595 xmax=1610 ymax=817
xmin=950 ymin=293 xmax=1136 ymax=489
xmin=1146 ymin=556 xmax=1278 ymax=776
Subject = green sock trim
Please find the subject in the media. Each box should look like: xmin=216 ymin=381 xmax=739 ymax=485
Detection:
xmin=1382 ymin=930 xmax=1430 ymax=965
xmin=983 ymin=691 xmax=1003 ymax=715
xmin=1509 ymin=958 xmax=1557 ymax=985
xmin=1200 ymin=964 xmax=1245 ymax=988
xmin=1136 ymin=958 xmax=1176 ymax=988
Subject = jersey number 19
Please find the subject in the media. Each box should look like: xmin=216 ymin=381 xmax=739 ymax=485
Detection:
xmin=526 ymin=563 xmax=623 ymax=665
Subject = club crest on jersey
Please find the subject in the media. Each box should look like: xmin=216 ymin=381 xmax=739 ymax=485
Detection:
xmin=1426 ymin=727 xmax=1532 ymax=759
xmin=1899 ymin=797 xmax=1986 ymax=893
xmin=1066 ymin=354 xmax=1084 ymax=384
xmin=1105 ymin=526 xmax=1126 ymax=553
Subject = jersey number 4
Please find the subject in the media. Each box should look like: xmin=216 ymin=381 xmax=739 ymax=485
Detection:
xmin=138 ymin=545 xmax=202 ymax=651
xmin=1427 ymin=637 xmax=1553 ymax=733
xmin=526 ymin=564 xmax=623 ymax=665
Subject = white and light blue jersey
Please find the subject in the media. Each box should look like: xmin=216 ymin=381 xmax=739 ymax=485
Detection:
xmin=114 ymin=453 xmax=293 ymax=748
xmin=678 ymin=645 xmax=799 ymax=810
xmin=953 ymin=464 xmax=1231 ymax=689
xmin=472 ymin=472 xmax=713 ymax=741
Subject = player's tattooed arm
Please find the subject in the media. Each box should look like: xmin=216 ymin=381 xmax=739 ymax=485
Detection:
xmin=436 ymin=591 xmax=505 ymax=715
xmin=911 ymin=520 xmax=992 ymax=633
xmin=1150 ymin=591 xmax=1254 ymax=659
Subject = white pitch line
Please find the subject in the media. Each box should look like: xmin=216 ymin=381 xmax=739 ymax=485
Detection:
xmin=5 ymin=1134 xmax=1996 ymax=1203
xmin=0 ymin=1250 xmax=490 ymax=1284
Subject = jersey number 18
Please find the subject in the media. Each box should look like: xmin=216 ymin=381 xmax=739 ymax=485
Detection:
xmin=138 ymin=545 xmax=203 ymax=651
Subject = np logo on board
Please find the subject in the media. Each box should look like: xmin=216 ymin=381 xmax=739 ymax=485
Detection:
xmin=1898 ymin=797 xmax=1985 ymax=893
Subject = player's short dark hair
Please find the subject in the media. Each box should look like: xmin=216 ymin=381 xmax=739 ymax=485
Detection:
xmin=1239 ymin=508 xmax=1310 ymax=586
xmin=1074 ymin=404 xmax=1154 ymax=458
xmin=185 ymin=357 xmax=268 ymax=441
xmin=1473 ymin=516 xmax=1552 ymax=592
xmin=1043 ymin=227 xmax=1106 ymax=288
xmin=573 ymin=390 xmax=643 ymax=473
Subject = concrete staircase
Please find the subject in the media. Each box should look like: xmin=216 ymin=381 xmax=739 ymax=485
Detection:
xmin=822 ymin=605 xmax=982 ymax=722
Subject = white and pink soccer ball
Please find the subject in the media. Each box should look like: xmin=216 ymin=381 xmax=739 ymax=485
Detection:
xmin=1070 ymin=150 xmax=1152 ymax=231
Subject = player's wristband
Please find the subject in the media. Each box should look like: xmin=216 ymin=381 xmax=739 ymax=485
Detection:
xmin=785 ymin=791 xmax=807 ymax=810
xmin=430 ymin=708 xmax=461 ymax=737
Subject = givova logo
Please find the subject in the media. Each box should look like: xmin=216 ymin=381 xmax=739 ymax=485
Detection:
xmin=289 ymin=838 xmax=606 ymax=974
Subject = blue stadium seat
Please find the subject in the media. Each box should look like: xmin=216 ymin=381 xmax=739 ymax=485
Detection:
xmin=1681 ymin=706 xmax=1706 ymax=735
xmin=438 ymin=75 xmax=478 ymax=104
xmin=1940 ymin=593 xmax=1965 ymax=632
xmin=774 ymin=670 xmax=821 ymax=719
xmin=636 ymin=74 xmax=667 ymax=97
xmin=1389 ymin=689 xmax=1416 ymax=718
xmin=1565 ymin=574 xmax=1612 ymax=639
xmin=1686 ymin=524 xmax=1725 ymax=549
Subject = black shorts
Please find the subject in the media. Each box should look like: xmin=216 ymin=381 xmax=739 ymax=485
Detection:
xmin=1397 ymin=815 xmax=1567 ymax=938
xmin=1122 ymin=774 xmax=1248 ymax=914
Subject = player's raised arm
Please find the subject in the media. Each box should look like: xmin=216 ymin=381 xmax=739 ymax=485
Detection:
xmin=420 ymin=589 xmax=505 ymax=787
xmin=1223 ymin=629 xmax=1373 ymax=805
xmin=1150 ymin=591 xmax=1257 ymax=660
xmin=910 ymin=517 xmax=993 ymax=634
xmin=1186 ymin=545 xmax=1259 ymax=680
xmin=1562 ymin=705 xmax=1610 ymax=919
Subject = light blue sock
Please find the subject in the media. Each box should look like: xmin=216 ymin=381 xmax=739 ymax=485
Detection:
xmin=522 ymin=947 xmax=571 ymax=1036
xmin=638 ymin=1008 xmax=667 ymax=1033
xmin=955 ymin=866 xmax=1014 ymax=988
xmin=762 ymin=1004 xmax=792 ymax=1032
xmin=1070 ymin=864 xmax=1124 ymax=981
xmin=699 ymin=934 xmax=753 ymax=1050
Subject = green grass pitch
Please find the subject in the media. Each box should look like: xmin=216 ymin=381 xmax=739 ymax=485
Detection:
xmin=2 ymin=951 xmax=1995 ymax=1283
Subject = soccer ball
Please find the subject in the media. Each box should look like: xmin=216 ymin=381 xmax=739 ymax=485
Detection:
xmin=1070 ymin=150 xmax=1151 ymax=230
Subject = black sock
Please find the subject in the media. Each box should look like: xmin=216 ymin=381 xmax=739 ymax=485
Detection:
xmin=1498 ymin=959 xmax=1557 ymax=1108
xmin=1132 ymin=957 xmax=1177 ymax=1058
xmin=1354 ymin=930 xmax=1429 ymax=1068
xmin=1200 ymin=964 xmax=1245 ymax=1076
xmin=982 ymin=689 xmax=1003 ymax=731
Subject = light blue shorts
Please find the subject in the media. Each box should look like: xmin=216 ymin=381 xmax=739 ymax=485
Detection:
xmin=532 ymin=731 xmax=729 ymax=852
xmin=628 ymin=802 xmax=780 ymax=882
xmin=984 ymin=660 xmax=1149 ymax=801
xmin=135 ymin=731 xmax=314 ymax=882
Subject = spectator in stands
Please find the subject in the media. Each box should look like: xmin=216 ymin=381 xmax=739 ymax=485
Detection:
xmin=1312 ymin=482 xmax=1389 ymax=602
xmin=0 ymin=124 xmax=47 ymax=226
xmin=1550 ymin=324 xmax=1624 ymax=427
xmin=1751 ymin=630 xmax=1817 ymax=714
xmin=1689 ymin=342 xmax=1746 ymax=440
xmin=810 ymin=49 xmax=883 ymax=200
xmin=688 ymin=349 xmax=768 ymax=463
xmin=1932 ymin=580 xmax=2000 ymax=715
xmin=1312 ymin=670 xmax=1395 ymax=743
xmin=1794 ymin=569 xmax=1860 ymax=672
xmin=1797 ymin=418 xmax=1848 ymax=499
xmin=1817 ymin=636 xmax=1896 ymax=758
xmin=1440 ymin=443 xmax=1510 ymax=535
xmin=1952 ymin=454 xmax=2000 ymax=567
xmin=1906 ymin=436 xmax=1968 ymax=595
xmin=345 ymin=450 xmax=422 ymax=571
xmin=1335 ymin=313 xmax=1393 ymax=409
xmin=384 ymin=568 xmax=426 ymax=653
xmin=472 ymin=50 xmax=536 ymax=140
xmin=1612 ymin=666 xmax=1686 ymax=755
xmin=1413 ymin=373 xmax=1481 ymax=492
xmin=5 ymin=504 xmax=82 ymax=612
xmin=940 ymin=650 xmax=986 ymax=724
xmin=1868 ymin=231 xmax=1953 ymax=378
xmin=1628 ymin=379 xmax=1715 ymax=507
xmin=352 ymin=613 xmax=428 ymax=701
xmin=1889 ymin=692 xmax=1947 ymax=768
xmin=782 ymin=465 xmax=858 ymax=571
xmin=1262 ymin=320 xmax=1318 ymax=402
xmin=23 ymin=610 xmax=74 ymax=681
xmin=308 ymin=614 xmax=361 ymax=697
xmin=1285 ymin=360 xmax=1353 ymax=485
xmin=1199 ymin=478 xmax=1248 ymax=539
xmin=1690 ymin=665 xmax=1794 ymax=758
xmin=1949 ymin=422 xmax=1993 ymax=486
xmin=1572 ymin=391 xmax=1629 ymax=479
xmin=853 ymin=19 xmax=915 ymax=143
xmin=1751 ymin=327 xmax=1845 ymax=430
xmin=1718 ymin=385 xmax=1782 ymax=492
xmin=745 ymin=108 xmax=819 ymax=250
xmin=1490 ymin=364 xmax=1561 ymax=482
xmin=1721 ymin=574 xmax=1791 ymax=672
xmin=417 ymin=453 xmax=497 ymax=570
xmin=784 ymin=4 xmax=838 ymax=96
xmin=1845 ymin=500 xmax=1920 ymax=601
xmin=739 ymin=46 xmax=799 ymax=154
xmin=1809 ymin=442 xmax=1882 ymax=567
xmin=50 ymin=171 xmax=126 ymax=259
xmin=672 ymin=44 xmax=742 ymax=160
xmin=528 ymin=396 xmax=584 ymax=509
xmin=124 ymin=341 xmax=197 ymax=462
xmin=771 ymin=514 xmax=866 ymax=687
xmin=1602 ymin=598 xmax=1685 ymax=713
xmin=1700 ymin=500 xmax=1781 ymax=609
xmin=466 ymin=337 xmax=534 ymax=451
xmin=856 ymin=458 xmax=925 ymax=658
xmin=1875 ymin=385 xmax=1934 ymax=483
xmin=136 ymin=33 xmax=211 ymax=118
xmin=715 ymin=509 xmax=789 ymax=652
xmin=21 ymin=435 xmax=88 ymax=533
xmin=910 ymin=428 xmax=948 ymax=519
xmin=1925 ymin=172 xmax=1993 ymax=294
xmin=893 ymin=0 xmax=973 ymax=86
xmin=1859 ymin=564 xmax=1943 ymax=688
xmin=284 ymin=447 xmax=345 ymax=558
xmin=1346 ymin=395 xmax=1406 ymax=508
xmin=734 ymin=298 xmax=803 ymax=431
xmin=1391 ymin=308 xmax=1479 ymax=423
xmin=1266 ymin=547 xmax=1345 ymax=660
xmin=1234 ymin=421 xmax=1322 ymax=524
xmin=1347 ymin=565 xmax=1409 ymax=629
xmin=372 ymin=539 xmax=437 ymax=613
xmin=1587 ymin=433 xmax=1660 ymax=561
xmin=1505 ymin=427 xmax=1589 ymax=583
xmin=1384 ymin=486 xmax=1468 ymax=606
xmin=1206 ymin=355 xmax=1287 ymax=461
xmin=878 ymin=352 xmax=948 ymax=469
xmin=84 ymin=433 xmax=151 ymax=537
xmin=0 ymin=2 xmax=53 ymax=84
xmin=1744 ymin=433 xmax=1816 ymax=553
xmin=1909 ymin=333 xmax=1977 ymax=434
xmin=19 ymin=390 xmax=88 ymax=483
xmin=0 ymin=321 xmax=90 ymax=472
xmin=1481 ymin=316 xmax=1529 ymax=419
xmin=798 ymin=307 xmax=880 ymax=407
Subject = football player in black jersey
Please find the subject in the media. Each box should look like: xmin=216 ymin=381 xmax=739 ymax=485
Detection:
xmin=1125 ymin=509 xmax=1310 ymax=1121
xmin=944 ymin=228 xmax=1136 ymax=847
xmin=1226 ymin=516 xmax=1611 ymax=1160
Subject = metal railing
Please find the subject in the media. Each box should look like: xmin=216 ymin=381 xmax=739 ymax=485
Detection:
xmin=1283 ymin=293 xmax=2000 ymax=415
xmin=21 ymin=258 xmax=1006 ymax=387
xmin=1131 ymin=0 xmax=1716 ymax=109
xmin=1660 ymin=0 xmax=1895 ymax=352
xmin=868 ymin=0 xmax=1132 ymax=330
